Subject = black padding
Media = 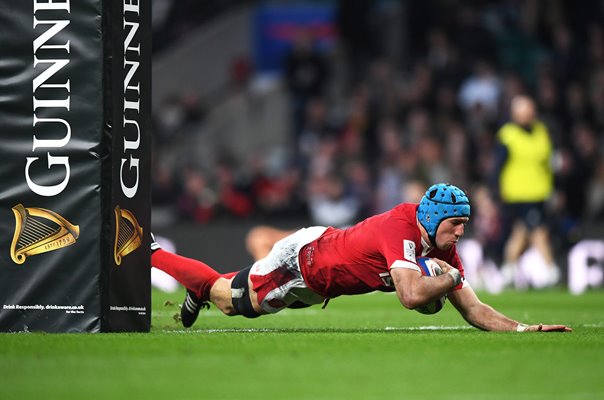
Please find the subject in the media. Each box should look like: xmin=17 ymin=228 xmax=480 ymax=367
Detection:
xmin=231 ymin=265 xmax=260 ymax=318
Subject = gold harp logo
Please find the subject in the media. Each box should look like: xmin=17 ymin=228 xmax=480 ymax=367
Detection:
xmin=114 ymin=206 xmax=143 ymax=266
xmin=10 ymin=204 xmax=80 ymax=265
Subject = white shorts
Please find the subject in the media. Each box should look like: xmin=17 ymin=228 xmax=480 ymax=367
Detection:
xmin=249 ymin=226 xmax=328 ymax=313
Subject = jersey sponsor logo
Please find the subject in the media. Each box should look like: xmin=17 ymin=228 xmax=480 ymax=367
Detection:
xmin=403 ymin=239 xmax=416 ymax=262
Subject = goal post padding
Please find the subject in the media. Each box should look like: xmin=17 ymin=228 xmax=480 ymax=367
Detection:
xmin=0 ymin=0 xmax=151 ymax=332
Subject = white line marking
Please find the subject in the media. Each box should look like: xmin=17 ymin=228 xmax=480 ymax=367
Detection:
xmin=384 ymin=325 xmax=473 ymax=331
xmin=164 ymin=326 xmax=475 ymax=334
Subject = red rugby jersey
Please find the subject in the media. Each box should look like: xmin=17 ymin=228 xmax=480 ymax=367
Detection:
xmin=298 ymin=203 xmax=465 ymax=298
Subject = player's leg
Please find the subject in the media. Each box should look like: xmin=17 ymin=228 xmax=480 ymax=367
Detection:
xmin=210 ymin=227 xmax=327 ymax=319
xmin=179 ymin=271 xmax=262 ymax=327
xmin=150 ymin=234 xmax=268 ymax=325
xmin=247 ymin=227 xmax=327 ymax=313
xmin=150 ymin=227 xmax=326 ymax=327
xmin=151 ymin=244 xmax=220 ymax=301
xmin=151 ymin=234 xmax=224 ymax=326
xmin=181 ymin=259 xmax=308 ymax=320
xmin=182 ymin=255 xmax=318 ymax=323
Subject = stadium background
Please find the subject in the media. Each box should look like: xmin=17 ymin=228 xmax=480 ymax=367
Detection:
xmin=150 ymin=0 xmax=604 ymax=289
xmin=2 ymin=3 xmax=603 ymax=399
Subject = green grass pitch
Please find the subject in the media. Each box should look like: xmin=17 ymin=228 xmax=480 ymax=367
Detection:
xmin=1 ymin=288 xmax=603 ymax=400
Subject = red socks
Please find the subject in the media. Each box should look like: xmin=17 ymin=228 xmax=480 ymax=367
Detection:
xmin=151 ymin=249 xmax=220 ymax=301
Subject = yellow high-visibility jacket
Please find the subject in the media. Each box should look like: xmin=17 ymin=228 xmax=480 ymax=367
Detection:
xmin=497 ymin=121 xmax=553 ymax=203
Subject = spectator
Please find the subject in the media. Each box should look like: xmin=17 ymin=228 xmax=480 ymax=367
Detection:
xmin=297 ymin=97 xmax=337 ymax=168
xmin=458 ymin=60 xmax=502 ymax=122
xmin=496 ymin=95 xmax=559 ymax=288
xmin=176 ymin=166 xmax=216 ymax=223
xmin=284 ymin=27 xmax=330 ymax=140
xmin=336 ymin=0 xmax=377 ymax=87
xmin=553 ymin=122 xmax=600 ymax=247
xmin=472 ymin=184 xmax=506 ymax=267
xmin=306 ymin=172 xmax=360 ymax=228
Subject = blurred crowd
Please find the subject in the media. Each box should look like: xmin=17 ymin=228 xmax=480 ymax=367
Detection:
xmin=151 ymin=0 xmax=253 ymax=53
xmin=151 ymin=0 xmax=604 ymax=270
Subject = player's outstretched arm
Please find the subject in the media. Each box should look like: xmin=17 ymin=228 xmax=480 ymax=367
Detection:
xmin=448 ymin=286 xmax=572 ymax=332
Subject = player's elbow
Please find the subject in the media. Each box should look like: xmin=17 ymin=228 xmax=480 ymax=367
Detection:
xmin=392 ymin=270 xmax=428 ymax=309
xmin=397 ymin=291 xmax=423 ymax=310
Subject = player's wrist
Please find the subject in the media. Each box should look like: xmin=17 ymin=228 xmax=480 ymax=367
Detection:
xmin=447 ymin=269 xmax=461 ymax=286
xmin=516 ymin=323 xmax=529 ymax=332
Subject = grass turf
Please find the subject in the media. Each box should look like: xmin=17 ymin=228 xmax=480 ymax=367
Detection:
xmin=1 ymin=289 xmax=603 ymax=400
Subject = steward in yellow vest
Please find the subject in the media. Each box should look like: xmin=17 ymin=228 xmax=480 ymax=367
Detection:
xmin=496 ymin=95 xmax=559 ymax=289
xmin=497 ymin=118 xmax=553 ymax=203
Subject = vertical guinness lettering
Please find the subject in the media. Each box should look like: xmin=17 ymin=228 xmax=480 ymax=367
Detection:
xmin=121 ymin=0 xmax=141 ymax=199
xmin=28 ymin=0 xmax=72 ymax=197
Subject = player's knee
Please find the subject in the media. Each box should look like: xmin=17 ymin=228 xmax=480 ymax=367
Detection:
xmin=208 ymin=276 xmax=252 ymax=317
xmin=211 ymin=297 xmax=237 ymax=316
xmin=220 ymin=304 xmax=237 ymax=316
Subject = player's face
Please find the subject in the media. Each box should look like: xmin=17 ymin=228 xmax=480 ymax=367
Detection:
xmin=435 ymin=217 xmax=468 ymax=250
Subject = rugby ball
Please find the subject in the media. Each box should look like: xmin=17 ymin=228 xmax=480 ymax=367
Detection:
xmin=414 ymin=257 xmax=447 ymax=315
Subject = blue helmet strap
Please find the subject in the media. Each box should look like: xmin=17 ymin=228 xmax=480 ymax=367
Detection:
xmin=426 ymin=218 xmax=448 ymax=248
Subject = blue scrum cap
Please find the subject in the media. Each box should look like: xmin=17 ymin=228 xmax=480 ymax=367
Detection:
xmin=417 ymin=183 xmax=471 ymax=244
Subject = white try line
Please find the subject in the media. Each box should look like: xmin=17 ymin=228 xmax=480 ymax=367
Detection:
xmin=163 ymin=323 xmax=604 ymax=334
xmin=385 ymin=325 xmax=473 ymax=331
xmin=166 ymin=325 xmax=474 ymax=334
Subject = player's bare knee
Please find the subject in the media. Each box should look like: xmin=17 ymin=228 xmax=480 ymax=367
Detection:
xmin=209 ymin=278 xmax=237 ymax=316
xmin=216 ymin=302 xmax=237 ymax=316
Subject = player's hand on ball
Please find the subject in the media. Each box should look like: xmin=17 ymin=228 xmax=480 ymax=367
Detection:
xmin=431 ymin=258 xmax=462 ymax=286
xmin=432 ymin=258 xmax=454 ymax=273
xmin=527 ymin=323 xmax=573 ymax=332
